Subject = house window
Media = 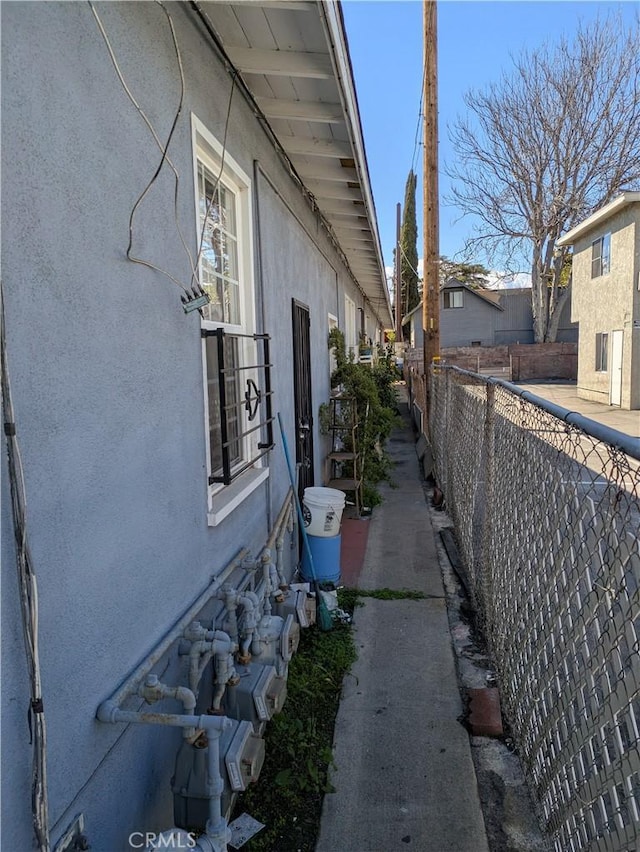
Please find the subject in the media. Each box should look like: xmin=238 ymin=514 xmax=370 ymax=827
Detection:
xmin=193 ymin=117 xmax=270 ymax=522
xmin=591 ymin=233 xmax=611 ymax=278
xmin=328 ymin=313 xmax=338 ymax=379
xmin=443 ymin=289 xmax=463 ymax=309
xmin=344 ymin=295 xmax=357 ymax=358
xmin=595 ymin=333 xmax=609 ymax=372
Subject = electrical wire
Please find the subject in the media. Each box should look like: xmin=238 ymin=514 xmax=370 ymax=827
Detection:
xmin=411 ymin=62 xmax=427 ymax=176
xmin=400 ymin=244 xmax=421 ymax=280
xmin=89 ymin=1 xmax=199 ymax=296
xmin=1 ymin=279 xmax=51 ymax=852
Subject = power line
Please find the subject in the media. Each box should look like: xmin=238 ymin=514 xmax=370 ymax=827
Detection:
xmin=410 ymin=62 xmax=427 ymax=176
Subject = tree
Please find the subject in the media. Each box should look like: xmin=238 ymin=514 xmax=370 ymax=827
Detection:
xmin=448 ymin=14 xmax=640 ymax=342
xmin=400 ymin=170 xmax=420 ymax=321
xmin=439 ymin=257 xmax=490 ymax=289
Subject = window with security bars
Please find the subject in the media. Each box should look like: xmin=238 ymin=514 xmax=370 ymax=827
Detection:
xmin=202 ymin=329 xmax=273 ymax=486
xmin=205 ymin=332 xmax=241 ymax=477
xmin=591 ymin=233 xmax=611 ymax=278
xmin=194 ymin=117 xmax=273 ymax=497
xmin=595 ymin=332 xmax=609 ymax=372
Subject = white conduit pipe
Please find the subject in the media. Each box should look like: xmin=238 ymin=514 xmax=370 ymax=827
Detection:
xmin=98 ymin=548 xmax=249 ymax=712
xmin=264 ymin=490 xmax=294 ymax=589
xmin=275 ymin=525 xmax=288 ymax=589
xmin=264 ymin=487 xmax=294 ymax=551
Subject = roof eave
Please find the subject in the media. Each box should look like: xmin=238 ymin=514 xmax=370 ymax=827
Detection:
xmin=318 ymin=1 xmax=393 ymax=325
xmin=557 ymin=192 xmax=640 ymax=246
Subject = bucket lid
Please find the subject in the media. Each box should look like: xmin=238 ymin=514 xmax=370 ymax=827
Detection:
xmin=303 ymin=486 xmax=346 ymax=504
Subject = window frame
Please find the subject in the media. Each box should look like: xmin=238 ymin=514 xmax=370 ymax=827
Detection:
xmin=328 ymin=313 xmax=338 ymax=379
xmin=443 ymin=289 xmax=464 ymax=309
xmin=591 ymin=233 xmax=611 ymax=279
xmin=595 ymin=332 xmax=609 ymax=373
xmin=192 ymin=115 xmax=268 ymax=524
xmin=344 ymin=294 xmax=358 ymax=358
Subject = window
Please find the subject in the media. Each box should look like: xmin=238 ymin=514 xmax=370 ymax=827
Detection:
xmin=595 ymin=333 xmax=609 ymax=372
xmin=443 ymin=289 xmax=463 ymax=309
xmin=591 ymin=234 xmax=611 ymax=278
xmin=193 ymin=117 xmax=270 ymax=523
xmin=344 ymin=295 xmax=357 ymax=358
xmin=328 ymin=313 xmax=338 ymax=379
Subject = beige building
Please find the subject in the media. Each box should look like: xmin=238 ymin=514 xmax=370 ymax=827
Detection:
xmin=557 ymin=192 xmax=640 ymax=410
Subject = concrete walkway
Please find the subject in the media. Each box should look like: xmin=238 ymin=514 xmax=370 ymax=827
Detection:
xmin=515 ymin=381 xmax=639 ymax=438
xmin=316 ymin=388 xmax=489 ymax=852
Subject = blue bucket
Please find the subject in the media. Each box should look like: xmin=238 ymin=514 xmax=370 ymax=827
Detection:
xmin=301 ymin=533 xmax=341 ymax=585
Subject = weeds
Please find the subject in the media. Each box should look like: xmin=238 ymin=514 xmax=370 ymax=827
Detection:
xmin=231 ymin=590 xmax=358 ymax=851
xmin=230 ymin=587 xmax=426 ymax=850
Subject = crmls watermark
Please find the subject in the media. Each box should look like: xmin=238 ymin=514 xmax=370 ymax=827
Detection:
xmin=128 ymin=831 xmax=197 ymax=849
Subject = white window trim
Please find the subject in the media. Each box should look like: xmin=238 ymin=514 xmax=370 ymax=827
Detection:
xmin=207 ymin=468 xmax=269 ymax=526
xmin=595 ymin=332 xmax=609 ymax=373
xmin=191 ymin=114 xmax=268 ymax=525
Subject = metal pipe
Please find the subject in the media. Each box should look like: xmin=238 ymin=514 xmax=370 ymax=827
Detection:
xmin=96 ymin=704 xmax=231 ymax=732
xmin=186 ymin=633 xmax=235 ymax=703
xmin=204 ymin=728 xmax=228 ymax=849
xmin=221 ymin=587 xmax=239 ymax=644
xmin=261 ymin=551 xmax=273 ymax=615
xmin=138 ymin=676 xmax=197 ymax=739
xmin=96 ymin=707 xmax=231 ymax=850
xmin=236 ymin=591 xmax=259 ymax=662
xmin=265 ymin=487 xmax=293 ymax=550
xmin=98 ymin=549 xmax=249 ymax=711
xmin=444 ymin=366 xmax=640 ymax=460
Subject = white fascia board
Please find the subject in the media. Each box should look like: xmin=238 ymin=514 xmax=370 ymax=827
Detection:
xmin=317 ymin=0 xmax=393 ymax=326
xmin=556 ymin=192 xmax=640 ymax=246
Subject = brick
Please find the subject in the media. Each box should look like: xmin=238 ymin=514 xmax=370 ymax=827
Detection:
xmin=467 ymin=687 xmax=503 ymax=737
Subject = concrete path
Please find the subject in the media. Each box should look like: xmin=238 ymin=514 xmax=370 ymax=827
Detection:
xmin=515 ymin=381 xmax=639 ymax=438
xmin=316 ymin=389 xmax=489 ymax=852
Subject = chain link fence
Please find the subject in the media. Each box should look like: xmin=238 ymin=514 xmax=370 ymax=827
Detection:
xmin=418 ymin=365 xmax=640 ymax=852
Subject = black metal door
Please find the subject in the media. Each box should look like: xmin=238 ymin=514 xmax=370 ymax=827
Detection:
xmin=291 ymin=300 xmax=314 ymax=501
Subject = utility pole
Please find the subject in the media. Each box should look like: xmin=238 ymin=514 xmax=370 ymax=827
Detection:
xmin=395 ymin=201 xmax=402 ymax=345
xmin=422 ymin=0 xmax=439 ymax=409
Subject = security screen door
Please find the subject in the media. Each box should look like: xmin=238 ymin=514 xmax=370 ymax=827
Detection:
xmin=291 ymin=299 xmax=314 ymax=501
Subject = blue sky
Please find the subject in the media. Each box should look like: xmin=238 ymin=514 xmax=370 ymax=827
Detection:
xmin=342 ymin=0 xmax=638 ymax=279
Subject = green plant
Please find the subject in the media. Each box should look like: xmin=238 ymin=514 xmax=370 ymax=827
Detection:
xmin=356 ymin=587 xmax=427 ymax=601
xmin=231 ymin=589 xmax=358 ymax=851
xmin=318 ymin=402 xmax=331 ymax=436
xmin=327 ymin=328 xmax=399 ymax=506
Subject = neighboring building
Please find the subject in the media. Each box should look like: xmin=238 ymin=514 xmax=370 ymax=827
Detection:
xmin=1 ymin=3 xmax=392 ymax=850
xmin=403 ymin=280 xmax=577 ymax=349
xmin=557 ymin=191 xmax=640 ymax=410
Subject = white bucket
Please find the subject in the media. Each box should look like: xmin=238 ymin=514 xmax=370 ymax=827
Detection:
xmin=302 ymin=487 xmax=346 ymax=537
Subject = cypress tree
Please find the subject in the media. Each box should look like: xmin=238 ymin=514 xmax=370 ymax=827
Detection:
xmin=400 ymin=170 xmax=419 ymax=324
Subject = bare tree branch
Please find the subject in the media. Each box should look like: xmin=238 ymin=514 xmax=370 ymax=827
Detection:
xmin=446 ymin=13 xmax=640 ymax=341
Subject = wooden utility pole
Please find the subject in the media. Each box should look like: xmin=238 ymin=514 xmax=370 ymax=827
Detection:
xmin=395 ymin=202 xmax=402 ymax=344
xmin=422 ymin=0 xmax=439 ymax=406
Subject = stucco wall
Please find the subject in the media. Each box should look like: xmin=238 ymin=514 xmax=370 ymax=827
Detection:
xmin=570 ymin=202 xmax=640 ymax=409
xmin=1 ymin=3 xmax=372 ymax=849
